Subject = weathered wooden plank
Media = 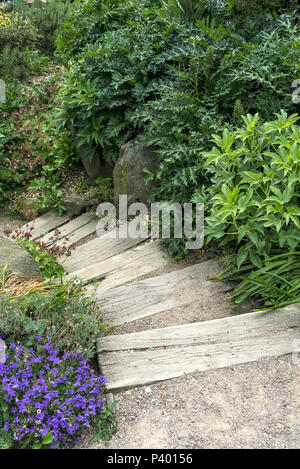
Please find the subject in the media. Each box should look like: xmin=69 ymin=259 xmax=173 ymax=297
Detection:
xmin=63 ymin=225 xmax=148 ymax=273
xmin=67 ymin=240 xmax=169 ymax=291
xmin=15 ymin=212 xmax=70 ymax=241
xmin=12 ymin=211 xmax=59 ymax=235
xmin=97 ymin=304 xmax=300 ymax=390
xmin=56 ymin=220 xmax=96 ymax=248
xmin=41 ymin=212 xmax=96 ymax=246
xmin=98 ymin=305 xmax=300 ymax=351
xmin=97 ymin=262 xmax=232 ymax=326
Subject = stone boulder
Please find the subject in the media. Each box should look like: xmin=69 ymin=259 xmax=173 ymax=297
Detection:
xmin=113 ymin=141 xmax=156 ymax=207
xmin=15 ymin=195 xmax=45 ymax=219
xmin=0 ymin=235 xmax=43 ymax=278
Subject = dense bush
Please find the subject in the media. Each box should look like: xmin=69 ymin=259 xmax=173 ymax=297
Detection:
xmin=0 ymin=337 xmax=106 ymax=448
xmin=56 ymin=0 xmax=138 ymax=61
xmin=0 ymin=6 xmax=38 ymax=80
xmin=57 ymin=1 xmax=190 ymax=164
xmin=0 ymin=282 xmax=110 ymax=360
xmin=0 ymin=7 xmax=37 ymax=50
xmin=57 ymin=1 xmax=299 ymax=174
xmin=11 ymin=0 xmax=76 ymax=57
xmin=0 ymin=74 xmax=74 ymax=206
xmin=199 ymin=111 xmax=300 ymax=307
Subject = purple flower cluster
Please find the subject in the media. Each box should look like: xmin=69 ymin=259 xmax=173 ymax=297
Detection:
xmin=0 ymin=337 xmax=106 ymax=448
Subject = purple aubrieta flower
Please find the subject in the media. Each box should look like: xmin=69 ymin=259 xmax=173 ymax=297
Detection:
xmin=0 ymin=337 xmax=106 ymax=449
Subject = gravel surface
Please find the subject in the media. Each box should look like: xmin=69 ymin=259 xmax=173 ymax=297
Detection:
xmin=79 ymin=354 xmax=299 ymax=449
xmin=0 ymin=214 xmax=24 ymax=236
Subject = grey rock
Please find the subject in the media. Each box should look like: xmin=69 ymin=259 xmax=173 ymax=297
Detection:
xmin=0 ymin=235 xmax=43 ymax=278
xmin=15 ymin=195 xmax=45 ymax=218
xmin=64 ymin=195 xmax=87 ymax=217
xmin=77 ymin=144 xmax=102 ymax=180
xmin=64 ymin=194 xmax=100 ymax=217
xmin=113 ymin=141 xmax=156 ymax=208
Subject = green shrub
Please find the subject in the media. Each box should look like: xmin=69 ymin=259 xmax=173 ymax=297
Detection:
xmin=15 ymin=238 xmax=66 ymax=280
xmin=0 ymin=75 xmax=74 ymax=206
xmin=57 ymin=3 xmax=192 ymax=164
xmin=0 ymin=337 xmax=106 ymax=448
xmin=0 ymin=8 xmax=37 ymax=50
xmin=0 ymin=282 xmax=111 ymax=360
xmin=11 ymin=0 xmax=76 ymax=57
xmin=0 ymin=7 xmax=38 ymax=80
xmin=199 ymin=111 xmax=300 ymax=307
xmin=56 ymin=0 xmax=139 ymax=61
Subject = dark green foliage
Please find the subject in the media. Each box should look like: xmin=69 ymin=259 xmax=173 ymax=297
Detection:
xmin=0 ymin=7 xmax=38 ymax=80
xmin=16 ymin=238 xmax=66 ymax=279
xmin=11 ymin=0 xmax=75 ymax=57
xmin=56 ymin=0 xmax=300 ymax=260
xmin=57 ymin=4 xmax=193 ymax=164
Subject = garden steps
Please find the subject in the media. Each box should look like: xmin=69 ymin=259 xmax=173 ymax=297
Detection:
xmin=41 ymin=212 xmax=97 ymax=247
xmin=66 ymin=240 xmax=169 ymax=291
xmin=15 ymin=211 xmax=300 ymax=392
xmin=97 ymin=303 xmax=300 ymax=390
xmin=12 ymin=211 xmax=71 ymax=241
xmin=62 ymin=223 xmax=148 ymax=273
xmin=95 ymin=261 xmax=233 ymax=326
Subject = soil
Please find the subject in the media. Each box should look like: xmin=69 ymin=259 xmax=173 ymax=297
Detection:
xmin=0 ymin=213 xmax=24 ymax=236
xmin=79 ymin=354 xmax=299 ymax=449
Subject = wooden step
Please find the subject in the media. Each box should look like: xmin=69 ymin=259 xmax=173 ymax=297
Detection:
xmin=55 ymin=220 xmax=96 ymax=248
xmin=63 ymin=223 xmax=148 ymax=273
xmin=97 ymin=261 xmax=232 ymax=326
xmin=97 ymin=303 xmax=300 ymax=390
xmin=67 ymin=240 xmax=169 ymax=291
xmin=41 ymin=212 xmax=96 ymax=247
xmin=12 ymin=211 xmax=70 ymax=241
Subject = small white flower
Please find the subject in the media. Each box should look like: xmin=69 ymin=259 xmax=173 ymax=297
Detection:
xmin=73 ymin=279 xmax=81 ymax=285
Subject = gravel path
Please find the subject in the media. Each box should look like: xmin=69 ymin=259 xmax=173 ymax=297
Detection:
xmin=80 ymin=354 xmax=299 ymax=449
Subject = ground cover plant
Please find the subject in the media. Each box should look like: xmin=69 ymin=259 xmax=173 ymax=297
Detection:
xmin=0 ymin=4 xmax=38 ymax=81
xmin=0 ymin=277 xmax=113 ymax=449
xmin=0 ymin=73 xmax=74 ymax=210
xmin=9 ymin=0 xmax=75 ymax=57
xmin=0 ymin=337 xmax=106 ymax=448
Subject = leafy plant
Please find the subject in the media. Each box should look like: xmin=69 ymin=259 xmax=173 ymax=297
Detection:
xmin=6 ymin=222 xmax=75 ymax=279
xmin=200 ymin=111 xmax=300 ymax=307
xmin=57 ymin=3 xmax=192 ymax=164
xmin=89 ymin=400 xmax=118 ymax=445
xmin=28 ymin=176 xmax=67 ymax=216
xmin=32 ymin=432 xmax=55 ymax=450
xmin=0 ymin=74 xmax=74 ymax=207
xmin=220 ymin=249 xmax=300 ymax=308
xmin=0 ymin=428 xmax=13 ymax=449
xmin=11 ymin=0 xmax=76 ymax=56
xmin=0 ymin=7 xmax=37 ymax=51
xmin=75 ymin=176 xmax=113 ymax=203
xmin=161 ymin=0 xmax=207 ymax=22
xmin=0 ymin=282 xmax=112 ymax=360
